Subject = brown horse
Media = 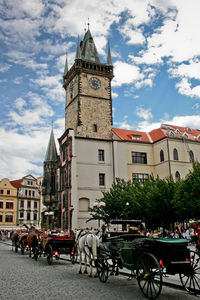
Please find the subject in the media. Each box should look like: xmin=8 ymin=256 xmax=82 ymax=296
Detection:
xmin=27 ymin=232 xmax=39 ymax=259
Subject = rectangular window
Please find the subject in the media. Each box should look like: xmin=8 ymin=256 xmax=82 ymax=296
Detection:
xmin=34 ymin=213 xmax=37 ymax=221
xmin=7 ymin=190 xmax=10 ymax=195
xmin=27 ymin=212 xmax=30 ymax=221
xmin=93 ymin=124 xmax=98 ymax=132
xmin=0 ymin=202 xmax=3 ymax=209
xmin=0 ymin=190 xmax=3 ymax=194
xmin=5 ymin=215 xmax=13 ymax=222
xmin=32 ymin=191 xmax=35 ymax=197
xmin=34 ymin=201 xmax=37 ymax=209
xmin=21 ymin=200 xmax=24 ymax=208
xmin=6 ymin=202 xmax=13 ymax=209
xmin=27 ymin=201 xmax=31 ymax=209
xmin=0 ymin=215 xmax=2 ymax=222
xmin=132 ymin=152 xmax=147 ymax=164
xmin=25 ymin=190 xmax=27 ymax=196
xmin=98 ymin=149 xmax=105 ymax=162
xmin=99 ymin=173 xmax=105 ymax=186
xmin=20 ymin=212 xmax=24 ymax=219
xmin=133 ymin=173 xmax=149 ymax=183
xmin=29 ymin=190 xmax=31 ymax=196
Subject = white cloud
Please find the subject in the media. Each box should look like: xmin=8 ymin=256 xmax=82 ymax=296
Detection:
xmin=136 ymin=107 xmax=153 ymax=121
xmin=112 ymin=61 xmax=144 ymax=87
xmin=15 ymin=97 xmax=26 ymax=110
xmin=9 ymin=95 xmax=54 ymax=126
xmin=137 ymin=114 xmax=200 ymax=132
xmin=176 ymin=78 xmax=200 ymax=99
xmin=169 ymin=60 xmax=200 ymax=81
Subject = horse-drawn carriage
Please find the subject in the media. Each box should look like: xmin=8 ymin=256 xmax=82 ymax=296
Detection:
xmin=11 ymin=231 xmax=29 ymax=254
xmin=96 ymin=233 xmax=200 ymax=299
xmin=37 ymin=234 xmax=75 ymax=265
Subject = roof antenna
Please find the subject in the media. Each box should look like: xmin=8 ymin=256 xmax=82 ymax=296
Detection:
xmin=51 ymin=120 xmax=54 ymax=129
xmin=84 ymin=22 xmax=87 ymax=32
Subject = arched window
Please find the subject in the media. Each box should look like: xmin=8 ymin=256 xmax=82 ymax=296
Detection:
xmin=173 ymin=148 xmax=179 ymax=160
xmin=175 ymin=171 xmax=181 ymax=181
xmin=79 ymin=198 xmax=89 ymax=212
xmin=189 ymin=150 xmax=194 ymax=162
xmin=160 ymin=149 xmax=164 ymax=162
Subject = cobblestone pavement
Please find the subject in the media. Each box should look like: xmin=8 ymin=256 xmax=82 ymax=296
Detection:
xmin=0 ymin=241 xmax=197 ymax=300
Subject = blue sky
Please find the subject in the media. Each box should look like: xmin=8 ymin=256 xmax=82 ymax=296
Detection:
xmin=0 ymin=0 xmax=200 ymax=179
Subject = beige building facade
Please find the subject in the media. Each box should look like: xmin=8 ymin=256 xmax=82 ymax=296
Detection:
xmin=0 ymin=178 xmax=18 ymax=229
xmin=54 ymin=29 xmax=200 ymax=230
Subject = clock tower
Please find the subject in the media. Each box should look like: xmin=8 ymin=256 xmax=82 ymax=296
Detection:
xmin=63 ymin=29 xmax=113 ymax=140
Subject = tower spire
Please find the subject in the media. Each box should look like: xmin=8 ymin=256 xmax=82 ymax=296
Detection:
xmin=75 ymin=35 xmax=81 ymax=59
xmin=63 ymin=53 xmax=68 ymax=78
xmin=45 ymin=126 xmax=58 ymax=162
xmin=107 ymin=41 xmax=112 ymax=65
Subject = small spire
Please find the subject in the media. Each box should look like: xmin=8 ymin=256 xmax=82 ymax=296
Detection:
xmin=63 ymin=53 xmax=68 ymax=77
xmin=75 ymin=35 xmax=81 ymax=59
xmin=87 ymin=18 xmax=90 ymax=30
xmin=45 ymin=126 xmax=58 ymax=162
xmin=107 ymin=41 xmax=112 ymax=65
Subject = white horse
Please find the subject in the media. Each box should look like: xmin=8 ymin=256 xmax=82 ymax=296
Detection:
xmin=75 ymin=230 xmax=100 ymax=277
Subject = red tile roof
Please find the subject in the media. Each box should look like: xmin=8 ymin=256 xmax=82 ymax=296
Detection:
xmin=112 ymin=128 xmax=150 ymax=142
xmin=112 ymin=124 xmax=200 ymax=143
xmin=10 ymin=179 xmax=22 ymax=190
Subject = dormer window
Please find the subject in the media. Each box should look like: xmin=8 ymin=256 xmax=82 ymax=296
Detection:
xmin=175 ymin=129 xmax=181 ymax=134
xmin=183 ymin=133 xmax=188 ymax=138
xmin=132 ymin=135 xmax=141 ymax=140
xmin=187 ymin=127 xmax=192 ymax=132
xmin=169 ymin=131 xmax=174 ymax=136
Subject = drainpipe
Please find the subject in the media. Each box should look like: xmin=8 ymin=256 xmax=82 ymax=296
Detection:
xmin=167 ymin=138 xmax=172 ymax=178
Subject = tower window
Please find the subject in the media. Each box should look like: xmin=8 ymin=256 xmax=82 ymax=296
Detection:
xmin=175 ymin=171 xmax=181 ymax=181
xmin=160 ymin=150 xmax=164 ymax=162
xmin=93 ymin=124 xmax=98 ymax=132
xmin=173 ymin=148 xmax=179 ymax=160
xmin=189 ymin=150 xmax=194 ymax=162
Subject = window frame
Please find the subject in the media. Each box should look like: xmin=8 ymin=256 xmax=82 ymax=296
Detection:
xmin=173 ymin=148 xmax=179 ymax=160
xmin=6 ymin=202 xmax=13 ymax=209
xmin=99 ymin=173 xmax=105 ymax=186
xmin=98 ymin=149 xmax=105 ymax=162
xmin=132 ymin=152 xmax=147 ymax=164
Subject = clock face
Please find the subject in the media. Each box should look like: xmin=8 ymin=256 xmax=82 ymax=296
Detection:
xmin=89 ymin=77 xmax=101 ymax=90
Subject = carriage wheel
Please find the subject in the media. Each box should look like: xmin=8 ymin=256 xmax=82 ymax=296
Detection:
xmin=179 ymin=251 xmax=200 ymax=296
xmin=47 ymin=245 xmax=53 ymax=265
xmin=97 ymin=258 xmax=109 ymax=283
xmin=136 ymin=252 xmax=162 ymax=300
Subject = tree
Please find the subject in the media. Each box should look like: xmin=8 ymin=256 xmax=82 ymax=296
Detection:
xmin=88 ymin=178 xmax=142 ymax=224
xmin=141 ymin=176 xmax=177 ymax=228
xmin=173 ymin=161 xmax=200 ymax=221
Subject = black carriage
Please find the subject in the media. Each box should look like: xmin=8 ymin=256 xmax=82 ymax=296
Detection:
xmin=96 ymin=233 xmax=200 ymax=299
xmin=39 ymin=235 xmax=75 ymax=265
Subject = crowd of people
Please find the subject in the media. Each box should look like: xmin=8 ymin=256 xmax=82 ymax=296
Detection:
xmin=1 ymin=223 xmax=200 ymax=245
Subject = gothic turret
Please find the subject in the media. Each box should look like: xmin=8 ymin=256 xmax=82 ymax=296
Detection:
xmin=42 ymin=126 xmax=59 ymax=229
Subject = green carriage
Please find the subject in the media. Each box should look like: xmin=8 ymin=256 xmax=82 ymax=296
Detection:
xmin=96 ymin=234 xmax=200 ymax=299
